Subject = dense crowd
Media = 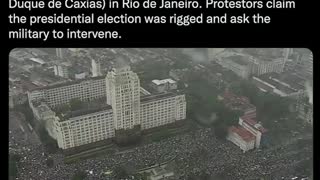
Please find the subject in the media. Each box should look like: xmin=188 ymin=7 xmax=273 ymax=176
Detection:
xmin=9 ymin=126 xmax=312 ymax=180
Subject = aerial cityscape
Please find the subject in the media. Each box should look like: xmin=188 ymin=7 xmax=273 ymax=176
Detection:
xmin=9 ymin=48 xmax=313 ymax=180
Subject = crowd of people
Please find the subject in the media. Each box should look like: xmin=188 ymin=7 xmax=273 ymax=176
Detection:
xmin=10 ymin=123 xmax=312 ymax=180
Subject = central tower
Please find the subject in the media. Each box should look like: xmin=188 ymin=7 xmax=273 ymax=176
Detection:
xmin=106 ymin=64 xmax=141 ymax=131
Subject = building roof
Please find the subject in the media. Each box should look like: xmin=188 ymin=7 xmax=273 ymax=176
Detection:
xmin=229 ymin=126 xmax=255 ymax=142
xmin=240 ymin=113 xmax=268 ymax=133
xmin=141 ymin=92 xmax=180 ymax=103
xmin=255 ymin=72 xmax=305 ymax=94
xmin=152 ymin=79 xmax=176 ymax=85
xmin=28 ymin=58 xmax=46 ymax=65
xmin=58 ymin=104 xmax=112 ymax=121
xmin=30 ymin=76 xmax=105 ymax=91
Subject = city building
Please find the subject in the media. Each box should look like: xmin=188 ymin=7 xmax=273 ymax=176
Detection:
xmin=28 ymin=65 xmax=187 ymax=149
xmin=137 ymin=164 xmax=175 ymax=180
xmin=216 ymin=55 xmax=251 ymax=79
xmin=169 ymin=69 xmax=188 ymax=81
xmin=238 ymin=112 xmax=267 ymax=148
xmin=301 ymin=52 xmax=313 ymax=79
xmin=214 ymin=52 xmax=286 ymax=79
xmin=252 ymin=72 xmax=305 ymax=98
xmin=91 ymin=58 xmax=102 ymax=77
xmin=227 ymin=110 xmax=267 ymax=152
xmin=53 ymin=62 xmax=71 ymax=78
xmin=28 ymin=76 xmax=106 ymax=108
xmin=151 ymin=79 xmax=177 ymax=93
xmin=56 ymin=48 xmax=68 ymax=59
xmin=227 ymin=126 xmax=255 ymax=153
xmin=296 ymin=85 xmax=313 ymax=125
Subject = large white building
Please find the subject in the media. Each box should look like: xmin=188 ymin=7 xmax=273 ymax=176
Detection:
xmin=28 ymin=76 xmax=106 ymax=108
xmin=29 ymin=66 xmax=187 ymax=149
xmin=215 ymin=53 xmax=286 ymax=79
xmin=106 ymin=65 xmax=141 ymax=130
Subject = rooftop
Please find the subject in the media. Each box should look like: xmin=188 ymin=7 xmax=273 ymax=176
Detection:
xmin=254 ymin=72 xmax=305 ymax=94
xmin=31 ymin=76 xmax=105 ymax=91
xmin=225 ymin=55 xmax=250 ymax=66
xmin=28 ymin=57 xmax=46 ymax=65
xmin=152 ymin=79 xmax=176 ymax=85
xmin=229 ymin=126 xmax=255 ymax=142
xmin=221 ymin=90 xmax=256 ymax=112
xmin=56 ymin=100 xmax=112 ymax=121
xmin=240 ymin=113 xmax=268 ymax=133
xmin=141 ymin=92 xmax=180 ymax=103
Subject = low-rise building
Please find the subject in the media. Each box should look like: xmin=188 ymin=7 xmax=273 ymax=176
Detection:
xmin=227 ymin=126 xmax=255 ymax=153
xmin=227 ymin=109 xmax=267 ymax=152
xmin=151 ymin=79 xmax=177 ymax=93
xmin=239 ymin=112 xmax=267 ymax=148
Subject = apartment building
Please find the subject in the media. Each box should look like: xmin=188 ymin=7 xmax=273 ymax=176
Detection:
xmin=53 ymin=105 xmax=114 ymax=149
xmin=28 ymin=76 xmax=106 ymax=108
xmin=140 ymin=93 xmax=186 ymax=130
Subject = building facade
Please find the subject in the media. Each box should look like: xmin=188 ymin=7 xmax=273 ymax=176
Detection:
xmin=54 ymin=63 xmax=70 ymax=78
xmin=151 ymin=79 xmax=177 ymax=93
xmin=140 ymin=93 xmax=186 ymax=130
xmin=28 ymin=76 xmax=106 ymax=108
xmin=227 ymin=126 xmax=255 ymax=153
xmin=250 ymin=57 xmax=285 ymax=76
xmin=227 ymin=111 xmax=267 ymax=152
xmin=29 ymin=66 xmax=187 ymax=149
xmin=106 ymin=65 xmax=141 ymax=130
xmin=53 ymin=106 xmax=114 ymax=149
xmin=216 ymin=55 xmax=251 ymax=79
